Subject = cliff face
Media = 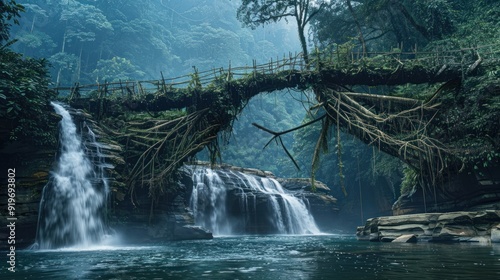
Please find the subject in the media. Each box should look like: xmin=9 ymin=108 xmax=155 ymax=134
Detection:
xmin=0 ymin=107 xmax=211 ymax=249
xmin=392 ymin=168 xmax=500 ymax=215
xmin=0 ymin=112 xmax=59 ymax=249
xmin=88 ymin=161 xmax=340 ymax=241
xmin=0 ymin=159 xmax=52 ymax=249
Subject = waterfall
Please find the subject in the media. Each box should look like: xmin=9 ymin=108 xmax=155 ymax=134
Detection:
xmin=33 ymin=102 xmax=109 ymax=249
xmin=189 ymin=167 xmax=321 ymax=235
xmin=190 ymin=168 xmax=233 ymax=235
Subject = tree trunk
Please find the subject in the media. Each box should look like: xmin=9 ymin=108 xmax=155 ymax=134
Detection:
xmin=346 ymin=0 xmax=366 ymax=56
xmin=390 ymin=0 xmax=431 ymax=40
xmin=296 ymin=20 xmax=309 ymax=66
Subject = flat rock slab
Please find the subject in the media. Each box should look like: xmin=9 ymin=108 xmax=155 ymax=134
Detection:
xmin=392 ymin=234 xmax=417 ymax=243
xmin=357 ymin=210 xmax=500 ymax=243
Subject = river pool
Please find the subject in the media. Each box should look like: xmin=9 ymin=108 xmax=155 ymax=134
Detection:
xmin=3 ymin=234 xmax=500 ymax=279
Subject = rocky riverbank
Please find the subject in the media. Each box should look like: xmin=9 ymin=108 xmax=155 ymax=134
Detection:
xmin=356 ymin=210 xmax=500 ymax=243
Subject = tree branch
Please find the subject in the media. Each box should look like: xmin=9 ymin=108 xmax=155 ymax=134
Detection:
xmin=252 ymin=114 xmax=327 ymax=170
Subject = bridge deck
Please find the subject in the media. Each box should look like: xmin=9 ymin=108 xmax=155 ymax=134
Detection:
xmin=57 ymin=44 xmax=500 ymax=104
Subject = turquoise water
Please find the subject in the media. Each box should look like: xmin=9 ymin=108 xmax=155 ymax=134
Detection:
xmin=3 ymin=235 xmax=500 ymax=279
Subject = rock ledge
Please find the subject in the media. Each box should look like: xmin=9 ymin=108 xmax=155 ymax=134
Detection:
xmin=356 ymin=210 xmax=500 ymax=243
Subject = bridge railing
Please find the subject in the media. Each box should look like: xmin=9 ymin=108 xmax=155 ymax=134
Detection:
xmin=55 ymin=43 xmax=500 ymax=100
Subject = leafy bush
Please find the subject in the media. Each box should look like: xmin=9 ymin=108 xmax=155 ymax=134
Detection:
xmin=0 ymin=48 xmax=57 ymax=146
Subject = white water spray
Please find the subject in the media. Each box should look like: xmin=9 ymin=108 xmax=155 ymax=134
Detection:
xmin=34 ymin=102 xmax=109 ymax=249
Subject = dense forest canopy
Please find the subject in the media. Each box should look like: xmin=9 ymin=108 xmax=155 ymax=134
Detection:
xmin=3 ymin=0 xmax=306 ymax=171
xmin=8 ymin=0 xmax=301 ymax=85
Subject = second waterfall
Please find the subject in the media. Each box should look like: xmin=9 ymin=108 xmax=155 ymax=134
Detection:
xmin=190 ymin=167 xmax=321 ymax=235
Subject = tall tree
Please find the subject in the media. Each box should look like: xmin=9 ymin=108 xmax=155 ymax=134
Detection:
xmin=311 ymin=0 xmax=458 ymax=52
xmin=236 ymin=0 xmax=327 ymax=64
xmin=0 ymin=0 xmax=24 ymax=43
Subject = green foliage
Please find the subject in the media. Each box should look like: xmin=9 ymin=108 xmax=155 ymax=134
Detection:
xmin=188 ymin=68 xmax=202 ymax=92
xmin=450 ymin=0 xmax=500 ymax=46
xmin=0 ymin=48 xmax=57 ymax=146
xmin=16 ymin=30 xmax=56 ymax=50
xmin=0 ymin=0 xmax=24 ymax=43
xmin=312 ymin=0 xmax=459 ymax=52
xmin=60 ymin=1 xmax=113 ymax=42
xmin=435 ymin=74 xmax=500 ymax=169
xmin=334 ymin=40 xmax=356 ymax=68
xmin=8 ymin=0 xmax=288 ymax=86
xmin=401 ymin=165 xmax=419 ymax=195
xmin=410 ymin=0 xmax=456 ymax=38
xmin=92 ymin=56 xmax=145 ymax=83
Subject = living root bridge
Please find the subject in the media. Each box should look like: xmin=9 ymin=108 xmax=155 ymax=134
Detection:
xmin=69 ymin=63 xmax=465 ymax=114
xmin=61 ymin=45 xmax=497 ymax=203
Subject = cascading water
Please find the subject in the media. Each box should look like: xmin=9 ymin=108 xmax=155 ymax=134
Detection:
xmin=33 ymin=102 xmax=109 ymax=249
xmin=239 ymin=173 xmax=320 ymax=235
xmin=190 ymin=168 xmax=233 ymax=235
xmin=189 ymin=167 xmax=321 ymax=235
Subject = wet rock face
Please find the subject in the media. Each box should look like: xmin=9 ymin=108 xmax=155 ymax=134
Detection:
xmin=0 ymin=107 xmax=128 ymax=249
xmin=0 ymin=142 xmax=57 ymax=250
xmin=110 ymin=181 xmax=209 ymax=243
xmin=172 ymin=225 xmax=213 ymax=241
xmin=356 ymin=210 xmax=500 ymax=243
xmin=114 ymin=163 xmax=339 ymax=241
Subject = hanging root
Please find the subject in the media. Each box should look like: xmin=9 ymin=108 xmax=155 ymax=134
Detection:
xmin=123 ymin=108 xmax=222 ymax=204
xmin=252 ymin=80 xmax=459 ymax=194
